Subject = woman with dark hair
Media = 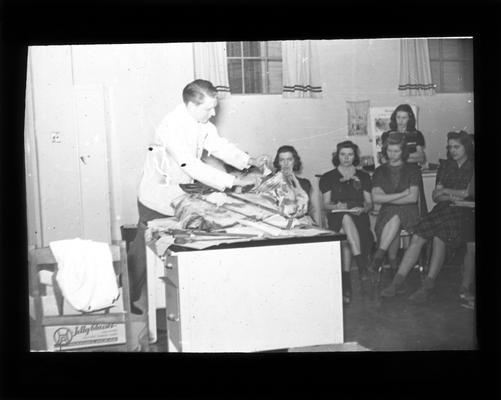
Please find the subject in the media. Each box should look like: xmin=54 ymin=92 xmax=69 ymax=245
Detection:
xmin=381 ymin=104 xmax=426 ymax=165
xmin=273 ymin=145 xmax=315 ymax=219
xmin=370 ymin=132 xmax=420 ymax=274
xmin=381 ymin=131 xmax=475 ymax=303
xmin=319 ymin=141 xmax=373 ymax=304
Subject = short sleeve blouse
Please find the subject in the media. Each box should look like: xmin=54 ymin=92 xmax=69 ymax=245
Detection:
xmin=319 ymin=168 xmax=371 ymax=208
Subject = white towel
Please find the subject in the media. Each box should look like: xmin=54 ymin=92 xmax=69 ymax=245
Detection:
xmin=49 ymin=238 xmax=119 ymax=312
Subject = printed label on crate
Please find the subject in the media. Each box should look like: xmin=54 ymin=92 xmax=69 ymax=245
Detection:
xmin=44 ymin=323 xmax=126 ymax=351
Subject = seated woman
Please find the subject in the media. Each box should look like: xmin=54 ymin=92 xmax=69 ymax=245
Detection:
xmin=273 ymin=145 xmax=316 ymax=221
xmin=319 ymin=141 xmax=373 ymax=304
xmin=381 ymin=131 xmax=474 ymax=303
xmin=370 ymin=132 xmax=420 ymax=274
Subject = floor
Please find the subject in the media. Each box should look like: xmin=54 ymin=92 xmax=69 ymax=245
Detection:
xmin=30 ymin=261 xmax=476 ymax=353
xmin=342 ymin=265 xmax=476 ymax=351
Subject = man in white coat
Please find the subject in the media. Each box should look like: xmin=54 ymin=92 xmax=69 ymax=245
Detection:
xmin=128 ymin=79 xmax=266 ymax=313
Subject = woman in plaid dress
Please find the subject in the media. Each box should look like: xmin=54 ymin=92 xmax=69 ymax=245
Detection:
xmin=381 ymin=131 xmax=474 ymax=303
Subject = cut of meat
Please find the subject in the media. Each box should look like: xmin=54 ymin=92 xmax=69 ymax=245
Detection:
xmin=170 ymin=170 xmax=312 ymax=232
xmin=251 ymin=171 xmax=309 ymax=218
xmin=172 ymin=195 xmax=240 ymax=230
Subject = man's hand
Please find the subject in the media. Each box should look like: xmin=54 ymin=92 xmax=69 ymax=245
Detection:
xmin=248 ymin=155 xmax=269 ymax=168
xmin=233 ymin=174 xmax=260 ymax=187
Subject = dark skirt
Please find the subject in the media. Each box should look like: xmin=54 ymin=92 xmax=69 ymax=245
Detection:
xmin=414 ymin=202 xmax=474 ymax=247
xmin=375 ymin=203 xmax=419 ymax=241
xmin=327 ymin=212 xmax=374 ymax=256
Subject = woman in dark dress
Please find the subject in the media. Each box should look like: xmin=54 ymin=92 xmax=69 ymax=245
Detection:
xmin=273 ymin=145 xmax=316 ymax=221
xmin=381 ymin=131 xmax=474 ymax=303
xmin=370 ymin=132 xmax=420 ymax=273
xmin=319 ymin=141 xmax=373 ymax=304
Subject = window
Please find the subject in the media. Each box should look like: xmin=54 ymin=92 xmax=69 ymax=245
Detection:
xmin=428 ymin=38 xmax=473 ymax=93
xmin=227 ymin=41 xmax=282 ymax=94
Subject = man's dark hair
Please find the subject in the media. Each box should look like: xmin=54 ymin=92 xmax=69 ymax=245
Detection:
xmin=182 ymin=79 xmax=218 ymax=105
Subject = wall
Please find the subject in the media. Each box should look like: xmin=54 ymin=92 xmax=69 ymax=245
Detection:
xmin=216 ymin=38 xmax=474 ymax=186
xmin=70 ymin=43 xmax=194 ymax=231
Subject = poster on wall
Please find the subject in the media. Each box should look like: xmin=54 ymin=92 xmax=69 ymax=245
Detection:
xmin=369 ymin=105 xmax=418 ymax=166
xmin=346 ymin=100 xmax=370 ymax=136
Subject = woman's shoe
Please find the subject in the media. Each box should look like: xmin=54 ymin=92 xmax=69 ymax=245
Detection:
xmin=380 ymin=274 xmax=406 ymax=298
xmin=130 ymin=303 xmax=144 ymax=315
xmin=380 ymin=282 xmax=398 ymax=298
xmin=408 ymin=286 xmax=430 ymax=303
xmin=409 ymin=277 xmax=435 ymax=304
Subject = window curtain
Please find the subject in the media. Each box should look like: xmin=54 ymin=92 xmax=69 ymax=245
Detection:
xmin=282 ymin=40 xmax=323 ymax=98
xmin=193 ymin=42 xmax=231 ymax=98
xmin=398 ymin=38 xmax=436 ymax=96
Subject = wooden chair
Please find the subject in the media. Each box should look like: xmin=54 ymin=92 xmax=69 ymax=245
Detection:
xmin=29 ymin=240 xmax=132 ymax=351
xmin=372 ymin=187 xmax=432 ymax=289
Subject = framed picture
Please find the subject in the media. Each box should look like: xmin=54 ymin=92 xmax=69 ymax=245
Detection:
xmin=369 ymin=105 xmax=418 ymax=166
xmin=346 ymin=100 xmax=370 ymax=136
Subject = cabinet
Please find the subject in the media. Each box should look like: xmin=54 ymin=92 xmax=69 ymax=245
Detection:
xmin=25 ymin=46 xmax=112 ymax=247
xmin=146 ymin=236 xmax=345 ymax=352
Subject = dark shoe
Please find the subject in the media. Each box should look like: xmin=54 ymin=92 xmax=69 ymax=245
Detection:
xmin=380 ymin=274 xmax=406 ymax=298
xmin=380 ymin=282 xmax=398 ymax=298
xmin=130 ymin=303 xmax=144 ymax=315
xmin=408 ymin=286 xmax=431 ymax=304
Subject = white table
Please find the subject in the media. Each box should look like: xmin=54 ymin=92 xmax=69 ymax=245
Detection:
xmin=145 ymin=233 xmax=345 ymax=352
